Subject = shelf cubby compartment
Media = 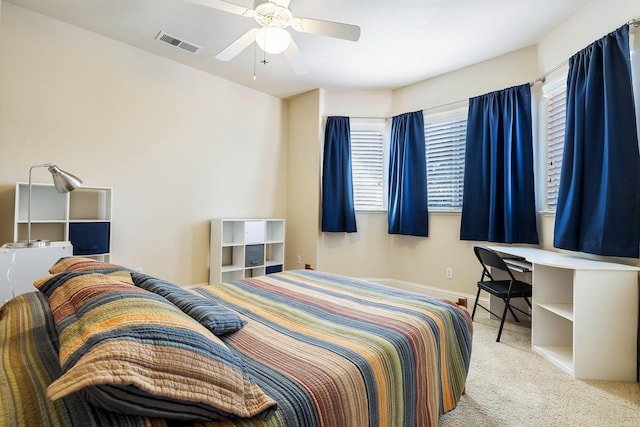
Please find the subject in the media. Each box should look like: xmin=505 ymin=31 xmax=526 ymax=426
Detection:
xmin=69 ymin=187 xmax=112 ymax=221
xmin=245 ymin=267 xmax=266 ymax=278
xmin=265 ymin=242 xmax=284 ymax=265
xmin=531 ymin=263 xmax=574 ymax=376
xmin=16 ymin=222 xmax=65 ymax=242
xmin=16 ymin=183 xmax=66 ymax=221
xmin=221 ymin=245 xmax=245 ymax=270
xmin=265 ymin=220 xmax=285 ymax=243
xmin=221 ymin=269 xmax=244 ymax=283
xmin=532 ymin=303 xmax=574 ymax=376
xmin=536 ymin=303 xmax=573 ymax=321
xmin=221 ymin=221 xmax=245 ymax=245
xmin=533 ymin=345 xmax=574 ymax=376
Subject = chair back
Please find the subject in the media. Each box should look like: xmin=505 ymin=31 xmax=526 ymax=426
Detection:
xmin=473 ymin=246 xmax=517 ymax=281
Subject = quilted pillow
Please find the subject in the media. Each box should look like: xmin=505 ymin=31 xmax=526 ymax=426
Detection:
xmin=131 ymin=272 xmax=246 ymax=335
xmin=48 ymin=257 xmax=133 ymax=283
xmin=34 ymin=272 xmax=276 ymax=421
xmin=49 ymin=256 xmax=127 ymax=273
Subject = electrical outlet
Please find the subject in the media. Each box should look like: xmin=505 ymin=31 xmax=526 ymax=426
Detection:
xmin=296 ymin=255 xmax=301 ymax=264
xmin=446 ymin=268 xmax=453 ymax=279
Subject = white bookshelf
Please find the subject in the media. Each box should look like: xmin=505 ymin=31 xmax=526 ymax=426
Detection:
xmin=13 ymin=182 xmax=112 ymax=261
xmin=210 ymin=218 xmax=285 ymax=284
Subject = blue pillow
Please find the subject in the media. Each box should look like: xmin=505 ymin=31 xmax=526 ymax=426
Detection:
xmin=131 ymin=273 xmax=246 ymax=335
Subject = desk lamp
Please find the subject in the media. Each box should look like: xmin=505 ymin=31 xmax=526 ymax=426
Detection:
xmin=15 ymin=163 xmax=83 ymax=248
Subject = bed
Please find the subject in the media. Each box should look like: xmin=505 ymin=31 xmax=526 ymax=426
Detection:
xmin=0 ymin=258 xmax=473 ymax=426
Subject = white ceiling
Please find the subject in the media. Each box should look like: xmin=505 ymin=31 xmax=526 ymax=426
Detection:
xmin=5 ymin=0 xmax=592 ymax=98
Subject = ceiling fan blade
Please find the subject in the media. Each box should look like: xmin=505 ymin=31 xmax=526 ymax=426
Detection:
xmin=291 ymin=17 xmax=360 ymax=42
xmin=188 ymin=0 xmax=255 ymax=18
xmin=284 ymin=39 xmax=309 ymax=75
xmin=215 ymin=28 xmax=258 ymax=61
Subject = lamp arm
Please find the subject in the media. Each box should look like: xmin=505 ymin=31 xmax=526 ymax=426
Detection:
xmin=27 ymin=164 xmax=53 ymax=244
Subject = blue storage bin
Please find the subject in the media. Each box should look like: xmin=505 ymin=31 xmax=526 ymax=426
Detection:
xmin=69 ymin=222 xmax=110 ymax=255
xmin=245 ymin=244 xmax=264 ymax=267
xmin=266 ymin=265 xmax=283 ymax=275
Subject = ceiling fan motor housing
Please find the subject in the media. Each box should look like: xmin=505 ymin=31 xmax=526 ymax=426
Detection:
xmin=254 ymin=1 xmax=293 ymax=28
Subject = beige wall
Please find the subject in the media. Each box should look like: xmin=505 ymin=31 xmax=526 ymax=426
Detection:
xmin=317 ymin=90 xmax=394 ymax=277
xmin=537 ymin=0 xmax=640 ymax=74
xmin=0 ymin=3 xmax=287 ymax=285
xmin=285 ymin=89 xmax=322 ymax=270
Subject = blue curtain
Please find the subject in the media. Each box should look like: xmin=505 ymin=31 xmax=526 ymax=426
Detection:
xmin=554 ymin=25 xmax=640 ymax=258
xmin=321 ymin=116 xmax=357 ymax=232
xmin=460 ymin=84 xmax=539 ymax=244
xmin=388 ymin=111 xmax=428 ymax=237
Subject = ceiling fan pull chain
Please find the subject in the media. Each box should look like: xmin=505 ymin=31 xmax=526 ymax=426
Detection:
xmin=253 ymin=42 xmax=258 ymax=80
xmin=261 ymin=33 xmax=269 ymax=66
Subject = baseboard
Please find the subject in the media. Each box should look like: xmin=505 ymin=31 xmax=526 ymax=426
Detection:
xmin=362 ymin=277 xmax=486 ymax=310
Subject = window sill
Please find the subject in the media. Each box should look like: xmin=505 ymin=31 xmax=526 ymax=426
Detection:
xmin=355 ymin=210 xmax=387 ymax=214
xmin=355 ymin=210 xmax=462 ymax=215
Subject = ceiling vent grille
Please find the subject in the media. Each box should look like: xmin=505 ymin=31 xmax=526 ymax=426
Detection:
xmin=155 ymin=31 xmax=201 ymax=54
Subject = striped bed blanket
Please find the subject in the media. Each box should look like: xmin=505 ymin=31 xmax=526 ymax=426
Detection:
xmin=0 ymin=268 xmax=472 ymax=426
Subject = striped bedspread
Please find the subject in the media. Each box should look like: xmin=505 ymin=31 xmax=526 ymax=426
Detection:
xmin=195 ymin=270 xmax=473 ymax=427
xmin=0 ymin=269 xmax=472 ymax=426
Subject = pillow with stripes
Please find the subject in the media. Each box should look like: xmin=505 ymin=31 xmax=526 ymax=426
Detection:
xmin=131 ymin=272 xmax=246 ymax=335
xmin=34 ymin=271 xmax=276 ymax=421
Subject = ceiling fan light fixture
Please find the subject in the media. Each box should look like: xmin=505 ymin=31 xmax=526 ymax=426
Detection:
xmin=256 ymin=26 xmax=291 ymax=54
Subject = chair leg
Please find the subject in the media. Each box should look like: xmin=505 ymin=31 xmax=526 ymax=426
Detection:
xmin=505 ymin=299 xmax=520 ymax=322
xmin=496 ymin=297 xmax=511 ymax=342
xmin=471 ymin=287 xmax=482 ymax=320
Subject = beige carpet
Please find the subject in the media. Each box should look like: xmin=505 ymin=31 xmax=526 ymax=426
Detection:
xmin=439 ymin=316 xmax=640 ymax=426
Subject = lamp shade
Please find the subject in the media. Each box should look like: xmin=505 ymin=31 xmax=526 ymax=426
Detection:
xmin=48 ymin=165 xmax=83 ymax=193
xmin=256 ymin=27 xmax=291 ymax=54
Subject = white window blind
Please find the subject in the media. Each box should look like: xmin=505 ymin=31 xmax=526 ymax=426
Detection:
xmin=543 ymin=79 xmax=567 ymax=210
xmin=424 ymin=109 xmax=467 ymax=210
xmin=350 ymin=118 xmax=386 ymax=211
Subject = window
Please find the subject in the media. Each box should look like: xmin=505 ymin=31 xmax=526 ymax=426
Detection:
xmin=349 ymin=109 xmax=468 ymax=213
xmin=424 ymin=108 xmax=467 ymax=210
xmin=543 ymin=78 xmax=567 ymax=210
xmin=350 ymin=118 xmax=387 ymax=211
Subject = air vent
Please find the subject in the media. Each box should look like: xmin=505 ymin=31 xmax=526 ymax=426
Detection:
xmin=155 ymin=31 xmax=201 ymax=54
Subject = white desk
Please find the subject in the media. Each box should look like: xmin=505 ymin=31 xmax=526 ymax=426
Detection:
xmin=0 ymin=241 xmax=73 ymax=305
xmin=488 ymin=246 xmax=639 ymax=381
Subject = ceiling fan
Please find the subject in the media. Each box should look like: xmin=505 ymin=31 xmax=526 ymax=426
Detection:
xmin=189 ymin=0 xmax=361 ymax=74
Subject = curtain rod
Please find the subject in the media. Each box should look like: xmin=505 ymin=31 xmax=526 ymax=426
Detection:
xmin=350 ymin=99 xmax=469 ymax=121
xmin=352 ymin=17 xmax=640 ymax=119
xmin=531 ymin=17 xmax=640 ymax=86
xmin=530 ymin=60 xmax=568 ymax=86
xmin=348 ymin=116 xmax=390 ymax=120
